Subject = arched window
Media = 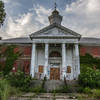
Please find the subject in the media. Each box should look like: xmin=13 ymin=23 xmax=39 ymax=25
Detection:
xmin=49 ymin=51 xmax=61 ymax=57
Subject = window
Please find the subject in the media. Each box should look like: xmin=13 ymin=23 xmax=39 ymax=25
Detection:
xmin=38 ymin=65 xmax=44 ymax=73
xmin=67 ymin=66 xmax=71 ymax=73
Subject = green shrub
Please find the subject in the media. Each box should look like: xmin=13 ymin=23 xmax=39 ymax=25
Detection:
xmin=30 ymin=85 xmax=46 ymax=93
xmin=91 ymin=89 xmax=100 ymax=98
xmin=79 ymin=65 xmax=100 ymax=88
xmin=0 ymin=79 xmax=11 ymax=100
xmin=77 ymin=87 xmax=84 ymax=93
xmin=80 ymin=53 xmax=100 ymax=70
xmin=83 ymin=87 xmax=91 ymax=94
xmin=6 ymin=70 xmax=32 ymax=92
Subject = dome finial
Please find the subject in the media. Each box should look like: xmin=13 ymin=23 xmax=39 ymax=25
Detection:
xmin=54 ymin=0 xmax=57 ymax=10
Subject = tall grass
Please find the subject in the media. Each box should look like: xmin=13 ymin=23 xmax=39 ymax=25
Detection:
xmin=0 ymin=79 xmax=11 ymax=100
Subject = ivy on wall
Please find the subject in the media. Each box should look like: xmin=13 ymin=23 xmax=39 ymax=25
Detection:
xmin=80 ymin=53 xmax=100 ymax=70
xmin=0 ymin=45 xmax=21 ymax=75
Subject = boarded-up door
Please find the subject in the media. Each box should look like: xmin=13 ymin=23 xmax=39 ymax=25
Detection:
xmin=50 ymin=68 xmax=60 ymax=80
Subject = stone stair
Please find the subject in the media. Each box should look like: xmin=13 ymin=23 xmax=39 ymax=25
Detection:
xmin=9 ymin=93 xmax=78 ymax=100
xmin=44 ymin=80 xmax=65 ymax=92
xmin=65 ymin=80 xmax=79 ymax=93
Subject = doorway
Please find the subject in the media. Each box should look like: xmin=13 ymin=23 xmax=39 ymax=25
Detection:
xmin=50 ymin=68 xmax=60 ymax=80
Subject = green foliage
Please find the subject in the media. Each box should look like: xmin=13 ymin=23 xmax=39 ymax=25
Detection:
xmin=83 ymin=87 xmax=91 ymax=94
xmin=0 ymin=79 xmax=11 ymax=100
xmin=0 ymin=45 xmax=21 ymax=75
xmin=79 ymin=67 xmax=100 ymax=88
xmin=80 ymin=53 xmax=100 ymax=70
xmin=79 ymin=54 xmax=100 ymax=89
xmin=0 ymin=79 xmax=22 ymax=100
xmin=30 ymin=85 xmax=46 ymax=93
xmin=0 ymin=1 xmax=6 ymax=27
xmin=79 ymin=64 xmax=100 ymax=88
xmin=91 ymin=89 xmax=100 ymax=98
xmin=6 ymin=70 xmax=32 ymax=92
xmin=30 ymin=76 xmax=47 ymax=93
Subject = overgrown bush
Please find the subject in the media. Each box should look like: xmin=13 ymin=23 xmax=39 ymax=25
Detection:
xmin=79 ymin=64 xmax=100 ymax=88
xmin=6 ymin=70 xmax=32 ymax=92
xmin=83 ymin=87 xmax=91 ymax=94
xmin=91 ymin=89 xmax=100 ymax=98
xmin=0 ymin=79 xmax=11 ymax=100
xmin=80 ymin=53 xmax=100 ymax=70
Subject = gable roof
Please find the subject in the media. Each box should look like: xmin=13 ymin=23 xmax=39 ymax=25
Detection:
xmin=30 ymin=23 xmax=81 ymax=39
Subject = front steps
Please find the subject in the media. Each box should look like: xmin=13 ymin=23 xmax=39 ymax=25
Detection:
xmin=9 ymin=93 xmax=78 ymax=100
xmin=45 ymin=80 xmax=65 ymax=92
xmin=30 ymin=80 xmax=79 ymax=92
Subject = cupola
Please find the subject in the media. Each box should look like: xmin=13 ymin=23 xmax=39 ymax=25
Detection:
xmin=48 ymin=3 xmax=63 ymax=25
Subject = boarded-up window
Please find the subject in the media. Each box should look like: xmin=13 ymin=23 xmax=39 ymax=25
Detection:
xmin=39 ymin=65 xmax=44 ymax=73
xmin=67 ymin=66 xmax=71 ymax=73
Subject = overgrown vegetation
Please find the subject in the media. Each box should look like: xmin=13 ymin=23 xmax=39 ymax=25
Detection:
xmin=78 ymin=53 xmax=100 ymax=99
xmin=0 ymin=79 xmax=11 ymax=100
xmin=79 ymin=54 xmax=100 ymax=88
xmin=5 ymin=70 xmax=32 ymax=92
xmin=0 ymin=45 xmax=21 ymax=75
xmin=80 ymin=53 xmax=100 ymax=70
xmin=0 ymin=45 xmax=100 ymax=99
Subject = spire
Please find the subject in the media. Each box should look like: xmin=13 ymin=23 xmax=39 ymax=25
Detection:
xmin=48 ymin=1 xmax=63 ymax=25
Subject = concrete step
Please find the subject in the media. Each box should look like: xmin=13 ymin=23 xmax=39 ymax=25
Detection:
xmin=44 ymin=80 xmax=65 ymax=92
xmin=10 ymin=93 xmax=78 ymax=100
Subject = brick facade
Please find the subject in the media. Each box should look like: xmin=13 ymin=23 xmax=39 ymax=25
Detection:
xmin=0 ymin=45 xmax=32 ymax=74
xmin=1 ymin=44 xmax=100 ymax=74
xmin=80 ymin=46 xmax=100 ymax=57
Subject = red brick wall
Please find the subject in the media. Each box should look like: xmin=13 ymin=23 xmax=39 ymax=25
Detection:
xmin=80 ymin=46 xmax=100 ymax=57
xmin=0 ymin=45 xmax=32 ymax=74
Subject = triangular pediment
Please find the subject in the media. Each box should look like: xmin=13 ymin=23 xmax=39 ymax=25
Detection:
xmin=30 ymin=23 xmax=81 ymax=39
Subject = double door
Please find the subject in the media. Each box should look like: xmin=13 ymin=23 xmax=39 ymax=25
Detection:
xmin=50 ymin=68 xmax=60 ymax=80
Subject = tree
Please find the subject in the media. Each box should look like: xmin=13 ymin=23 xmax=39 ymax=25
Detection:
xmin=0 ymin=45 xmax=21 ymax=75
xmin=0 ymin=1 xmax=6 ymax=27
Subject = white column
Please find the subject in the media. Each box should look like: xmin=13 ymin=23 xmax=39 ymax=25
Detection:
xmin=62 ymin=43 xmax=66 ymax=79
xmin=30 ymin=43 xmax=36 ymax=78
xmin=44 ymin=43 xmax=49 ymax=78
xmin=75 ymin=43 xmax=80 ymax=79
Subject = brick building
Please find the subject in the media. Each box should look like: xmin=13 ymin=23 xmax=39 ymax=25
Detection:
xmin=0 ymin=9 xmax=100 ymax=80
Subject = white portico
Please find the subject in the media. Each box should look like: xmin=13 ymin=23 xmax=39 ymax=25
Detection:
xmin=30 ymin=9 xmax=81 ymax=80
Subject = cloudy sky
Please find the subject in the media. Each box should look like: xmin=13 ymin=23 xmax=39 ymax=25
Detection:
xmin=0 ymin=0 xmax=100 ymax=39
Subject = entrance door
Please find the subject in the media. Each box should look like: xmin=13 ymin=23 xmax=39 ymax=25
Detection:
xmin=50 ymin=68 xmax=60 ymax=80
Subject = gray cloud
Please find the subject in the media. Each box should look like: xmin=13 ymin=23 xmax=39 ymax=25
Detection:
xmin=62 ymin=0 xmax=100 ymax=37
xmin=0 ymin=0 xmax=100 ymax=39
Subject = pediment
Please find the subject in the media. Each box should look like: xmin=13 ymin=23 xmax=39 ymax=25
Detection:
xmin=30 ymin=23 xmax=81 ymax=39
